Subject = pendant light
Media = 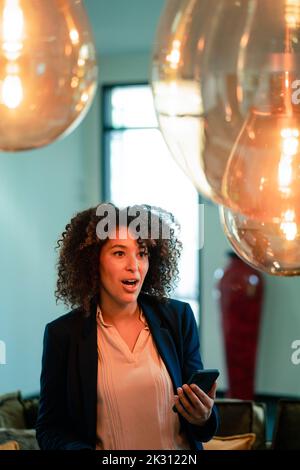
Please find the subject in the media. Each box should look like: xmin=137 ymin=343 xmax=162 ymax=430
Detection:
xmin=152 ymin=0 xmax=300 ymax=215
xmin=220 ymin=204 xmax=300 ymax=276
xmin=222 ymin=0 xmax=300 ymax=224
xmin=152 ymin=0 xmax=300 ymax=275
xmin=0 ymin=0 xmax=97 ymax=151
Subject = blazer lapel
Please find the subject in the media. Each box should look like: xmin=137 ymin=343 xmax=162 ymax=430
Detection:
xmin=138 ymin=296 xmax=182 ymax=392
xmin=77 ymin=301 xmax=98 ymax=444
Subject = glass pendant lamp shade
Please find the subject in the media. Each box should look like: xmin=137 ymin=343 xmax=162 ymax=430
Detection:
xmin=152 ymin=0 xmax=300 ymax=216
xmin=222 ymin=0 xmax=300 ymax=224
xmin=0 ymin=0 xmax=98 ymax=151
xmin=220 ymin=205 xmax=300 ymax=276
xmin=151 ymin=0 xmax=254 ymax=202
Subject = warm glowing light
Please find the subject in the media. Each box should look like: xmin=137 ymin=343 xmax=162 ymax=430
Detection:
xmin=2 ymin=0 xmax=24 ymax=60
xmin=0 ymin=0 xmax=97 ymax=151
xmin=280 ymin=209 xmax=298 ymax=241
xmin=1 ymin=74 xmax=23 ymax=108
xmin=77 ymin=58 xmax=85 ymax=67
xmin=69 ymin=28 xmax=79 ymax=45
xmin=280 ymin=221 xmax=297 ymax=241
xmin=71 ymin=76 xmax=79 ymax=88
xmin=80 ymin=92 xmax=89 ymax=103
xmin=278 ymin=128 xmax=299 ymax=193
xmin=285 ymin=0 xmax=300 ymax=28
xmin=223 ymin=109 xmax=300 ymax=224
xmin=79 ymin=44 xmax=90 ymax=60
xmin=166 ymin=39 xmax=181 ymax=69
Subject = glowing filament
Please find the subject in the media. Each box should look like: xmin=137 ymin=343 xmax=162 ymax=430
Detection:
xmin=285 ymin=0 xmax=300 ymax=28
xmin=278 ymin=128 xmax=299 ymax=193
xmin=70 ymin=28 xmax=79 ymax=45
xmin=1 ymin=74 xmax=23 ymax=108
xmin=2 ymin=0 xmax=24 ymax=60
xmin=166 ymin=39 xmax=181 ymax=69
xmin=280 ymin=209 xmax=298 ymax=240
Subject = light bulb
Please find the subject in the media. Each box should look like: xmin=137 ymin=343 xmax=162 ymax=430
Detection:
xmin=222 ymin=0 xmax=300 ymax=222
xmin=222 ymin=109 xmax=300 ymax=223
xmin=220 ymin=204 xmax=300 ymax=276
xmin=152 ymin=0 xmax=300 ymax=208
xmin=220 ymin=0 xmax=300 ymax=225
xmin=0 ymin=0 xmax=97 ymax=151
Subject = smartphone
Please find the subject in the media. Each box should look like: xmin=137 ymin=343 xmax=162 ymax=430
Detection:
xmin=172 ymin=369 xmax=219 ymax=412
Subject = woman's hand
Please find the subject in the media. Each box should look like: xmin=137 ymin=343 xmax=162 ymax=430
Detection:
xmin=173 ymin=381 xmax=217 ymax=426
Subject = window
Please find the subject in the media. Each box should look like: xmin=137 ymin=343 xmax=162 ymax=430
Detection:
xmin=102 ymin=84 xmax=200 ymax=324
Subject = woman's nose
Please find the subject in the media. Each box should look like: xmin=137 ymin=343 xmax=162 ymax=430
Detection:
xmin=126 ymin=255 xmax=138 ymax=271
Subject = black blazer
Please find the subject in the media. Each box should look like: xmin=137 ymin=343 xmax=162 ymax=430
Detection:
xmin=36 ymin=293 xmax=218 ymax=450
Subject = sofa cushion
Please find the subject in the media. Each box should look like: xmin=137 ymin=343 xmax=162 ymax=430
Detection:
xmin=0 ymin=440 xmax=20 ymax=450
xmin=203 ymin=433 xmax=256 ymax=450
xmin=0 ymin=391 xmax=26 ymax=429
xmin=215 ymin=399 xmax=266 ymax=449
xmin=0 ymin=428 xmax=39 ymax=450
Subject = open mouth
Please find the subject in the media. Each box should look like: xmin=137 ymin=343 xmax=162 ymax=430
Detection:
xmin=121 ymin=280 xmax=139 ymax=286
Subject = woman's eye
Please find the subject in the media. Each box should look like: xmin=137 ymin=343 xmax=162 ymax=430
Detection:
xmin=139 ymin=251 xmax=148 ymax=257
xmin=113 ymin=251 xmax=124 ymax=257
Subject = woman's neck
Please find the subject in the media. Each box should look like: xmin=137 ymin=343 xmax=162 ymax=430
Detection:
xmin=99 ymin=299 xmax=139 ymax=324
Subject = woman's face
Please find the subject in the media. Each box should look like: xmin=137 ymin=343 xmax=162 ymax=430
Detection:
xmin=99 ymin=226 xmax=149 ymax=309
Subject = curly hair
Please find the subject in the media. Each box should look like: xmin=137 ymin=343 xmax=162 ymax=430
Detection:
xmin=55 ymin=203 xmax=182 ymax=314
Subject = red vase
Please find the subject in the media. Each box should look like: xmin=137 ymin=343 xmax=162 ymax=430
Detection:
xmin=217 ymin=251 xmax=264 ymax=400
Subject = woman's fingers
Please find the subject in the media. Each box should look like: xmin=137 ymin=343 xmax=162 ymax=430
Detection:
xmin=173 ymin=381 xmax=217 ymax=426
xmin=174 ymin=393 xmax=194 ymax=420
xmin=189 ymin=380 xmax=217 ymax=402
xmin=177 ymin=386 xmax=202 ymax=414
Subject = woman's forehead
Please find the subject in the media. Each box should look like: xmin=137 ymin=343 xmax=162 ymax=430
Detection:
xmin=104 ymin=226 xmax=147 ymax=247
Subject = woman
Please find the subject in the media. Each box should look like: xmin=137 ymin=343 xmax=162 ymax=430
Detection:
xmin=36 ymin=203 xmax=218 ymax=450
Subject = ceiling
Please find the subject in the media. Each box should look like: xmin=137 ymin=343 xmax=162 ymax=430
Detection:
xmin=84 ymin=0 xmax=165 ymax=56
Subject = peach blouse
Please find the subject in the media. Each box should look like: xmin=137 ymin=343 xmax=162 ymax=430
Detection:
xmin=95 ymin=306 xmax=191 ymax=450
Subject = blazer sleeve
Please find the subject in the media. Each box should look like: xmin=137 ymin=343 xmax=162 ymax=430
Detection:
xmin=36 ymin=323 xmax=93 ymax=450
xmin=182 ymin=303 xmax=219 ymax=442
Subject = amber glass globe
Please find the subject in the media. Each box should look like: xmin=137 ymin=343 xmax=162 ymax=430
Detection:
xmin=220 ymin=205 xmax=300 ymax=276
xmin=152 ymin=0 xmax=300 ymax=213
xmin=0 ymin=0 xmax=97 ymax=151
